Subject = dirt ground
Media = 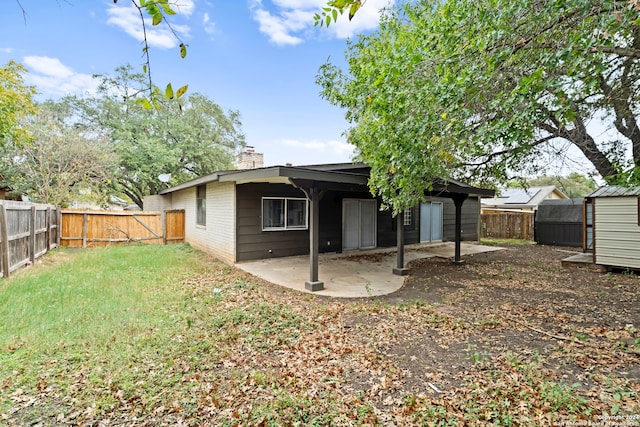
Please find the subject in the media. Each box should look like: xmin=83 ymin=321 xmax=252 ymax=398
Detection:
xmin=340 ymin=242 xmax=640 ymax=396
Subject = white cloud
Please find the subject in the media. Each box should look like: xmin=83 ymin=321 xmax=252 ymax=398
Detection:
xmin=106 ymin=2 xmax=191 ymax=49
xmin=0 ymin=47 xmax=13 ymax=54
xmin=250 ymin=0 xmax=393 ymax=45
xmin=23 ymin=56 xmax=99 ymax=97
xmin=203 ymin=12 xmax=216 ymax=35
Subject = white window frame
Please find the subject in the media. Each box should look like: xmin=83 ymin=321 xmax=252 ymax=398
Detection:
xmin=403 ymin=209 xmax=412 ymax=226
xmin=196 ymin=184 xmax=206 ymax=227
xmin=262 ymin=197 xmax=308 ymax=231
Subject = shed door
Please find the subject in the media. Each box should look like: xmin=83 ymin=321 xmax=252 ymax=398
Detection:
xmin=343 ymin=199 xmax=377 ymax=250
xmin=420 ymin=202 xmax=443 ymax=242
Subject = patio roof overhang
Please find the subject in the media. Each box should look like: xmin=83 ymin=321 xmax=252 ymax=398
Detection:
xmin=160 ymin=164 xmax=495 ymax=292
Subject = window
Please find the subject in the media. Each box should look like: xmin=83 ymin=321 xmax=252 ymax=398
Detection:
xmin=262 ymin=197 xmax=308 ymax=231
xmin=196 ymin=185 xmax=206 ymax=226
xmin=403 ymin=209 xmax=412 ymax=226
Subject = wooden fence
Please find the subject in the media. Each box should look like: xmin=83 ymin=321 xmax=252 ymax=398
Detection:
xmin=481 ymin=211 xmax=535 ymax=240
xmin=60 ymin=209 xmax=185 ymax=248
xmin=0 ymin=201 xmax=60 ymax=278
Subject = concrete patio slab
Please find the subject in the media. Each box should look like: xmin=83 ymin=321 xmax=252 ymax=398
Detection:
xmin=236 ymin=242 xmax=505 ymax=298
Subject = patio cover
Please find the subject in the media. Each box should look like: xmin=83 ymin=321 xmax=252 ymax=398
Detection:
xmin=162 ymin=163 xmax=495 ymax=291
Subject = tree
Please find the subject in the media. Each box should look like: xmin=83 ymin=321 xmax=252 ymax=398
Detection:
xmin=68 ymin=65 xmax=245 ymax=208
xmin=317 ymin=0 xmax=640 ymax=213
xmin=0 ymin=60 xmax=37 ymax=147
xmin=0 ymin=101 xmax=117 ymax=206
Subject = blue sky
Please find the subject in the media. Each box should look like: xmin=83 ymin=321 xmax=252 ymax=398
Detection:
xmin=1 ymin=0 xmax=393 ymax=167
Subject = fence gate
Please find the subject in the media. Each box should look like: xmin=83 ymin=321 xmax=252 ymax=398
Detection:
xmin=61 ymin=209 xmax=185 ymax=248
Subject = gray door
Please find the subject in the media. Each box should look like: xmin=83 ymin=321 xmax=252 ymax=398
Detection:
xmin=420 ymin=202 xmax=443 ymax=242
xmin=343 ymin=199 xmax=377 ymax=250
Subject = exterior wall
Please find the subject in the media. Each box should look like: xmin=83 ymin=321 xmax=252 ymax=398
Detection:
xmin=236 ymin=183 xmax=309 ymax=261
xmin=143 ymin=194 xmax=174 ymax=212
xmin=439 ymin=196 xmax=481 ymax=241
xmin=594 ymin=196 xmax=640 ymax=269
xmin=235 ymin=183 xmax=420 ymax=261
xmin=170 ymin=182 xmax=236 ymax=263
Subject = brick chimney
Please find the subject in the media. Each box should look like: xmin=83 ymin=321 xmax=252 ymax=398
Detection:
xmin=237 ymin=146 xmax=264 ymax=170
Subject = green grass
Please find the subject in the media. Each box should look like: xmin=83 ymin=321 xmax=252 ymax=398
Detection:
xmin=0 ymin=244 xmax=204 ymax=354
xmin=0 ymin=244 xmax=216 ymax=419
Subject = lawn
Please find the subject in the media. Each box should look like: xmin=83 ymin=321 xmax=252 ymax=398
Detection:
xmin=0 ymin=243 xmax=638 ymax=426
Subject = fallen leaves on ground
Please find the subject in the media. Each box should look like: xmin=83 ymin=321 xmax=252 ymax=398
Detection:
xmin=2 ymin=243 xmax=639 ymax=425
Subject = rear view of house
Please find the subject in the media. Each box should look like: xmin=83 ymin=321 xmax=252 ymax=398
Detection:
xmin=585 ymin=186 xmax=640 ymax=270
xmin=144 ymin=164 xmax=494 ymax=275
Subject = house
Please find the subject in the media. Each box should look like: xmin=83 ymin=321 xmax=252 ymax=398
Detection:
xmin=481 ymin=186 xmax=568 ymax=212
xmin=584 ymin=185 xmax=640 ymax=270
xmin=144 ymin=163 xmax=495 ymax=290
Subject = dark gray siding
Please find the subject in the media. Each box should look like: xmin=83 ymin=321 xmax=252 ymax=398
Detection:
xmin=236 ymin=183 xmax=309 ymax=261
xmin=235 ymin=183 xmax=479 ymax=261
xmin=235 ymin=183 xmax=421 ymax=261
xmin=436 ymin=196 xmax=480 ymax=242
xmin=534 ymin=199 xmax=583 ymax=247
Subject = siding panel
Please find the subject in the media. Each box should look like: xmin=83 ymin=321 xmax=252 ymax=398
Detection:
xmin=594 ymin=196 xmax=640 ymax=269
xmin=167 ymin=182 xmax=236 ymax=263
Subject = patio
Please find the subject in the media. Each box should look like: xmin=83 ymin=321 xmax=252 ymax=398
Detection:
xmin=235 ymin=242 xmax=505 ymax=298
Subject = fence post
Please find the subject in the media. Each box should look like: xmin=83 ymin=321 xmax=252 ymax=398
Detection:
xmin=162 ymin=210 xmax=167 ymax=245
xmin=82 ymin=211 xmax=88 ymax=248
xmin=29 ymin=205 xmax=36 ymax=263
xmin=0 ymin=205 xmax=9 ymax=278
xmin=46 ymin=206 xmax=51 ymax=252
xmin=57 ymin=208 xmax=61 ymax=247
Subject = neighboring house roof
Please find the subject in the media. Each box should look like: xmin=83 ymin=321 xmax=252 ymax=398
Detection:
xmin=482 ymin=186 xmax=568 ymax=209
xmin=161 ymin=163 xmax=496 ymax=198
xmin=587 ymin=185 xmax=640 ymax=198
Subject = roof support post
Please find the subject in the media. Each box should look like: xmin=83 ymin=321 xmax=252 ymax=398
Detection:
xmin=393 ymin=212 xmax=410 ymax=275
xmin=452 ymin=194 xmax=468 ymax=264
xmin=305 ymin=186 xmax=324 ymax=291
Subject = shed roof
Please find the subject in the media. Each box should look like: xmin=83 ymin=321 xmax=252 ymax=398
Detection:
xmin=587 ymin=185 xmax=640 ymax=198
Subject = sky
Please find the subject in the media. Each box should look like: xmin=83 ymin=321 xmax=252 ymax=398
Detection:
xmin=0 ymin=0 xmax=394 ymax=167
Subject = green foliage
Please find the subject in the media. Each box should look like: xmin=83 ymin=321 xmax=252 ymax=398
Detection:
xmin=0 ymin=101 xmax=117 ymax=206
xmin=318 ymin=0 xmax=640 ymax=212
xmin=314 ymin=0 xmax=362 ymax=27
xmin=0 ymin=61 xmax=37 ymax=148
xmin=67 ymin=65 xmax=245 ymax=208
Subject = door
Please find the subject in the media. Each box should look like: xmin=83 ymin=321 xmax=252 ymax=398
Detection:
xmin=343 ymin=199 xmax=377 ymax=250
xmin=420 ymin=202 xmax=443 ymax=242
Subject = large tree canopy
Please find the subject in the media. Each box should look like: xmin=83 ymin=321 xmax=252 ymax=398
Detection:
xmin=0 ymin=61 xmax=37 ymax=147
xmin=0 ymin=101 xmax=117 ymax=206
xmin=318 ymin=0 xmax=640 ymax=212
xmin=68 ymin=65 xmax=245 ymax=208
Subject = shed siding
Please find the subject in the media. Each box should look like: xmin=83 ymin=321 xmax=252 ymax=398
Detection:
xmin=594 ymin=196 xmax=640 ymax=269
xmin=170 ymin=182 xmax=236 ymax=263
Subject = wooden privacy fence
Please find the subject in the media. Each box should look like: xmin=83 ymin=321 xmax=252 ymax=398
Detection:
xmin=0 ymin=201 xmax=60 ymax=278
xmin=481 ymin=211 xmax=534 ymax=240
xmin=61 ymin=209 xmax=185 ymax=248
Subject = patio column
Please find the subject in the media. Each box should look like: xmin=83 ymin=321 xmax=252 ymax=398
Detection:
xmin=393 ymin=212 xmax=410 ymax=275
xmin=452 ymin=194 xmax=468 ymax=264
xmin=305 ymin=186 xmax=324 ymax=291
